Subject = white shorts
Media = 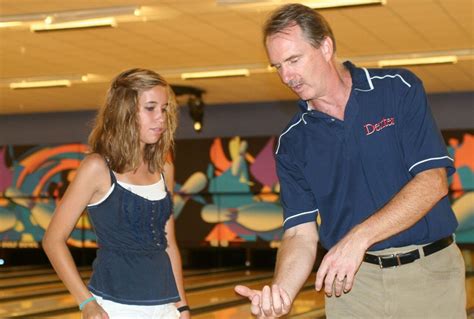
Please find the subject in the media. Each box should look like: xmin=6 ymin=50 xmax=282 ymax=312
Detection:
xmin=92 ymin=294 xmax=180 ymax=319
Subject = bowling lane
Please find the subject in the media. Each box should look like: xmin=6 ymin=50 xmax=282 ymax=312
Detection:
xmin=0 ymin=265 xmax=45 ymax=273
xmin=0 ymin=293 xmax=77 ymax=318
xmin=162 ymin=273 xmax=473 ymax=319
xmin=194 ymin=274 xmax=474 ymax=319
xmin=467 ymin=273 xmax=474 ymax=311
xmin=1 ymin=270 xmax=274 ymax=318
xmin=0 ymin=265 xmax=240 ymax=281
xmin=0 ymin=282 xmax=71 ymax=302
xmin=0 ymin=269 xmax=270 ymax=302
xmin=5 ymin=273 xmax=473 ymax=318
xmin=192 ymin=287 xmax=325 ymax=319
xmin=183 ymin=267 xmax=247 ymax=277
xmin=0 ymin=269 xmax=91 ymax=289
xmin=0 ymin=267 xmax=244 ymax=292
xmin=184 ymin=270 xmax=271 ymax=291
xmin=0 ymin=267 xmax=59 ymax=279
xmin=17 ymin=279 xmax=296 ymax=319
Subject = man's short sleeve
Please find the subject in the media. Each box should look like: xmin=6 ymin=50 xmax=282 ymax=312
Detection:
xmin=276 ymin=151 xmax=318 ymax=230
xmin=397 ymin=73 xmax=455 ymax=177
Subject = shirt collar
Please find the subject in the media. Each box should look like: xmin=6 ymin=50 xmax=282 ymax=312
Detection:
xmin=343 ymin=60 xmax=373 ymax=91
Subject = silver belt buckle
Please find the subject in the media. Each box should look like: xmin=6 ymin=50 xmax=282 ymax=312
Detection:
xmin=378 ymin=253 xmax=401 ymax=269
xmin=395 ymin=254 xmax=402 ymax=266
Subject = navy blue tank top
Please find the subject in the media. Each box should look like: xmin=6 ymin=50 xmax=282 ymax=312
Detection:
xmin=87 ymin=167 xmax=180 ymax=305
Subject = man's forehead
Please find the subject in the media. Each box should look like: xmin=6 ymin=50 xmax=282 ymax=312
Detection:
xmin=266 ymin=24 xmax=301 ymax=41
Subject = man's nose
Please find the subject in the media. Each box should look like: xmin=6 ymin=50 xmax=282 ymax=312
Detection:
xmin=280 ymin=67 xmax=293 ymax=85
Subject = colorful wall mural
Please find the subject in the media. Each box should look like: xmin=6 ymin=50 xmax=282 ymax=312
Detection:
xmin=0 ymin=131 xmax=473 ymax=249
xmin=0 ymin=144 xmax=94 ymax=248
xmin=446 ymin=131 xmax=474 ymax=244
xmin=173 ymin=136 xmax=283 ymax=248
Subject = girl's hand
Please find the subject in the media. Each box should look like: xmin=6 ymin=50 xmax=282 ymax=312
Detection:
xmin=179 ymin=309 xmax=191 ymax=319
xmin=82 ymin=301 xmax=109 ymax=319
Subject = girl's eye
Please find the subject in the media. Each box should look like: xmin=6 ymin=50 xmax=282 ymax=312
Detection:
xmin=145 ymin=107 xmax=155 ymax=111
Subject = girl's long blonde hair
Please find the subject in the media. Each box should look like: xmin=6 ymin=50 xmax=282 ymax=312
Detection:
xmin=88 ymin=68 xmax=177 ymax=173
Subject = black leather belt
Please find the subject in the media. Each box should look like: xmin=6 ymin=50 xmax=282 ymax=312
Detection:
xmin=363 ymin=235 xmax=454 ymax=269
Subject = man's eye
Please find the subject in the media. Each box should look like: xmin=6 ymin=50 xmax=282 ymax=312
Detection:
xmin=290 ymin=58 xmax=298 ymax=63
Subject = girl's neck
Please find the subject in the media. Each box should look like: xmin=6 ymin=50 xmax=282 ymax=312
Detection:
xmin=117 ymin=161 xmax=160 ymax=185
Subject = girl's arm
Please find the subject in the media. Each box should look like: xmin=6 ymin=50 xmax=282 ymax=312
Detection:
xmin=42 ymin=154 xmax=109 ymax=318
xmin=163 ymin=161 xmax=190 ymax=318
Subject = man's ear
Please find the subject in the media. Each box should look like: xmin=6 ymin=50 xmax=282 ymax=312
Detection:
xmin=320 ymin=36 xmax=334 ymax=62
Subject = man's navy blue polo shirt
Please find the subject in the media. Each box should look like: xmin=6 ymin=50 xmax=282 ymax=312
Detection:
xmin=275 ymin=61 xmax=458 ymax=251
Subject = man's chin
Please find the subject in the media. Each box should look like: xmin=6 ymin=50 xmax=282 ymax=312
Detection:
xmin=294 ymin=91 xmax=310 ymax=101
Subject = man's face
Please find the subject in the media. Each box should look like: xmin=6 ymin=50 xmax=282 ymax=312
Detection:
xmin=266 ymin=24 xmax=331 ymax=102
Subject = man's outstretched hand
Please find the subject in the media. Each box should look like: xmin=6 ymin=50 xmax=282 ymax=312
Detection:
xmin=234 ymin=284 xmax=292 ymax=318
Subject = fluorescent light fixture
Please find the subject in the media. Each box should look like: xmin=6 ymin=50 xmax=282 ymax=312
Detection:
xmin=181 ymin=69 xmax=250 ymax=80
xmin=10 ymin=80 xmax=72 ymax=90
xmin=0 ymin=21 xmax=24 ymax=28
xmin=217 ymin=0 xmax=385 ymax=8
xmin=304 ymin=0 xmax=386 ymax=9
xmin=31 ymin=18 xmax=117 ymax=32
xmin=1 ymin=5 xmax=139 ymax=30
xmin=7 ymin=74 xmax=88 ymax=90
xmin=378 ymin=55 xmax=458 ymax=67
xmin=217 ymin=0 xmax=273 ymax=3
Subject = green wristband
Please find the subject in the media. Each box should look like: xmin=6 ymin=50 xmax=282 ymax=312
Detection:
xmin=79 ymin=296 xmax=97 ymax=310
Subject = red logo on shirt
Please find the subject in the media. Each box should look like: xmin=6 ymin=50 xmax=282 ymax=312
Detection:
xmin=364 ymin=117 xmax=395 ymax=136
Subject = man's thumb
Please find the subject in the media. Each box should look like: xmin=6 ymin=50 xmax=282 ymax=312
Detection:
xmin=234 ymin=285 xmax=253 ymax=298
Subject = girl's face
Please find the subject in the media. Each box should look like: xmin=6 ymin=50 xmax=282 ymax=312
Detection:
xmin=137 ymin=85 xmax=168 ymax=148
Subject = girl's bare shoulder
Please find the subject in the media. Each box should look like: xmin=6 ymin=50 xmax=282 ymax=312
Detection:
xmin=76 ymin=153 xmax=111 ymax=187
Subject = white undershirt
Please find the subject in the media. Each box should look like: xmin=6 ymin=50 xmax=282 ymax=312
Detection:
xmin=88 ymin=176 xmax=166 ymax=207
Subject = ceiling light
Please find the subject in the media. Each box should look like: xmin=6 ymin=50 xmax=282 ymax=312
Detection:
xmin=188 ymin=96 xmax=205 ymax=133
xmin=7 ymin=75 xmax=88 ymax=90
xmin=181 ymin=69 xmax=250 ymax=80
xmin=194 ymin=122 xmax=202 ymax=132
xmin=31 ymin=18 xmax=117 ymax=32
xmin=0 ymin=21 xmax=24 ymax=28
xmin=0 ymin=5 xmax=139 ymax=31
xmin=10 ymin=80 xmax=72 ymax=90
xmin=217 ymin=0 xmax=274 ymax=4
xmin=44 ymin=16 xmax=54 ymax=24
xmin=304 ymin=0 xmax=386 ymax=9
xmin=378 ymin=56 xmax=458 ymax=67
xmin=217 ymin=0 xmax=385 ymax=9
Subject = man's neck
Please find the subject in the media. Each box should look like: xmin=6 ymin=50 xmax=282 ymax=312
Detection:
xmin=308 ymin=61 xmax=352 ymax=120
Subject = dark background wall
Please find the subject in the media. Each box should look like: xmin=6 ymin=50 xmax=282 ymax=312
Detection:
xmin=0 ymin=92 xmax=472 ymax=268
xmin=0 ymin=91 xmax=473 ymax=145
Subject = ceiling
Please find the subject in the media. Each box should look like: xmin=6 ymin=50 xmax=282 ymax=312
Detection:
xmin=0 ymin=0 xmax=473 ymax=115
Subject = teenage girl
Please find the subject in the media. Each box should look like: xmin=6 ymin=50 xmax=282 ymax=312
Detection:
xmin=43 ymin=68 xmax=190 ymax=319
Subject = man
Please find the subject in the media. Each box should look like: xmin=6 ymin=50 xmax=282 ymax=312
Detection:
xmin=235 ymin=3 xmax=466 ymax=318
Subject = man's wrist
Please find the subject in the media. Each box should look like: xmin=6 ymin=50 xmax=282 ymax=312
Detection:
xmin=350 ymin=223 xmax=373 ymax=251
